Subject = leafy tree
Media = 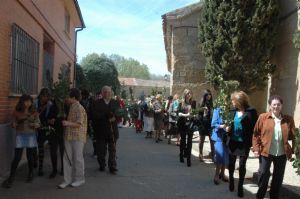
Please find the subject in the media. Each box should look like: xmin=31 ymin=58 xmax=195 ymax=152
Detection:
xmin=75 ymin=63 xmax=87 ymax=90
xmin=199 ymin=0 xmax=279 ymax=93
xmin=109 ymin=54 xmax=151 ymax=79
xmin=121 ymin=89 xmax=128 ymax=99
xmin=80 ymin=53 xmax=102 ymax=71
xmin=120 ymin=81 xmax=128 ymax=99
xmin=294 ymin=0 xmax=300 ymax=49
xmin=292 ymin=128 xmax=300 ymax=175
xmin=80 ymin=54 xmax=120 ymax=95
xmin=292 ymin=0 xmax=300 ymax=175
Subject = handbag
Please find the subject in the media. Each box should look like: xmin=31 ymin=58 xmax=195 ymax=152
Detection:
xmin=222 ymin=132 xmax=230 ymax=146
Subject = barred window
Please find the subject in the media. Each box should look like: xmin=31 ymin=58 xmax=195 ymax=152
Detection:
xmin=11 ymin=24 xmax=39 ymax=94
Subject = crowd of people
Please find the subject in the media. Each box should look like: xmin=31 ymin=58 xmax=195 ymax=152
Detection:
xmin=1 ymin=86 xmax=296 ymax=199
xmin=2 ymin=86 xmax=120 ymax=189
xmin=130 ymin=89 xmax=296 ymax=199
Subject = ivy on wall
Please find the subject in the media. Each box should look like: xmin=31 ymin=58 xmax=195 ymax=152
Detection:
xmin=292 ymin=0 xmax=300 ymax=175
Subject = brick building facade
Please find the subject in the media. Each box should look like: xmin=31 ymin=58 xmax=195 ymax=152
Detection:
xmin=0 ymin=0 xmax=85 ymax=177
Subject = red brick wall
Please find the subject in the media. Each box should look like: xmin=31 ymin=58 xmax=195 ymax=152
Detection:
xmin=0 ymin=0 xmax=80 ymax=124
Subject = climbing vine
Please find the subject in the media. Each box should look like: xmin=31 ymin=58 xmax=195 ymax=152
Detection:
xmin=292 ymin=0 xmax=300 ymax=175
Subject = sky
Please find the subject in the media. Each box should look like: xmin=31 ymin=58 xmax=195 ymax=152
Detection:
xmin=76 ymin=0 xmax=200 ymax=75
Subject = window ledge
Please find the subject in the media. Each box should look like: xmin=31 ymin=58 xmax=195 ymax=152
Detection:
xmin=8 ymin=93 xmax=38 ymax=98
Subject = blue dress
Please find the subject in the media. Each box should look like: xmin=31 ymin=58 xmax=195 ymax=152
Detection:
xmin=211 ymin=108 xmax=229 ymax=166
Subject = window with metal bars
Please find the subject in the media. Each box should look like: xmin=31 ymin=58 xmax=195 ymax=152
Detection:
xmin=11 ymin=24 xmax=39 ymax=95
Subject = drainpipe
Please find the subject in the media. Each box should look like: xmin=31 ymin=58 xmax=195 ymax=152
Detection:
xmin=74 ymin=27 xmax=84 ymax=88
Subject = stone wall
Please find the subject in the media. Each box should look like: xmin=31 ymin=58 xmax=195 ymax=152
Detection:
xmin=270 ymin=0 xmax=300 ymax=126
xmin=169 ymin=12 xmax=211 ymax=103
xmin=166 ymin=1 xmax=300 ymax=121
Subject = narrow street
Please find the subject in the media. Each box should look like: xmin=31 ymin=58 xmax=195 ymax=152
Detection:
xmin=0 ymin=127 xmax=259 ymax=199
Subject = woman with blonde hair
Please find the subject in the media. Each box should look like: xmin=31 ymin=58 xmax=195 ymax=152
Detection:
xmin=227 ymin=91 xmax=258 ymax=197
xmin=177 ymin=89 xmax=193 ymax=166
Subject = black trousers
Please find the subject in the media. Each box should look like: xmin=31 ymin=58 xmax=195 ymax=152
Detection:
xmin=199 ymin=135 xmax=215 ymax=157
xmin=37 ymin=131 xmax=64 ymax=172
xmin=9 ymin=148 xmax=35 ymax=178
xmin=48 ymin=133 xmax=64 ymax=172
xmin=256 ymin=155 xmax=287 ymax=199
xmin=228 ymin=149 xmax=250 ymax=188
xmin=96 ymin=138 xmax=117 ymax=169
xmin=37 ymin=131 xmax=47 ymax=171
xmin=179 ymin=130 xmax=193 ymax=161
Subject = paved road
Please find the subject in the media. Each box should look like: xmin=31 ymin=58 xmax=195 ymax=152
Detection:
xmin=1 ymin=128 xmax=258 ymax=199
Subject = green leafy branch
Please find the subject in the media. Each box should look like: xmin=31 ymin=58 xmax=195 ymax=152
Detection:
xmin=293 ymin=0 xmax=300 ymax=49
xmin=49 ymin=64 xmax=71 ymax=118
xmin=213 ymin=76 xmax=239 ymax=126
xmin=292 ymin=0 xmax=300 ymax=175
xmin=292 ymin=128 xmax=300 ymax=175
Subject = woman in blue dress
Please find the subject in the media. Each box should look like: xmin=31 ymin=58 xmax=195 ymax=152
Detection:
xmin=211 ymin=107 xmax=229 ymax=185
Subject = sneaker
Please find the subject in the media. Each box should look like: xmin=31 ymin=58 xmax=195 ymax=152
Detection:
xmin=57 ymin=182 xmax=70 ymax=189
xmin=71 ymin=180 xmax=85 ymax=187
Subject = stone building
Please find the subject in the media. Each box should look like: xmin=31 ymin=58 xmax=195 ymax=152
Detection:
xmin=162 ymin=2 xmax=207 ymax=103
xmin=119 ymin=77 xmax=170 ymax=99
xmin=0 ymin=0 xmax=85 ymax=177
xmin=162 ymin=0 xmax=300 ymax=126
xmin=269 ymin=0 xmax=300 ymax=126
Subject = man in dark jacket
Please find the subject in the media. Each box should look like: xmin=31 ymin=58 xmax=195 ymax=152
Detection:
xmin=90 ymin=86 xmax=120 ymax=174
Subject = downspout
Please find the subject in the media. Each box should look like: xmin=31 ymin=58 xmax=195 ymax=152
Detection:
xmin=74 ymin=27 xmax=84 ymax=87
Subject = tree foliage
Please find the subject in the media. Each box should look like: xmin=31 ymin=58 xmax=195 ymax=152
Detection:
xmin=213 ymin=76 xmax=239 ymax=125
xmin=199 ymin=0 xmax=279 ymax=93
xmin=80 ymin=53 xmax=120 ymax=95
xmin=50 ymin=64 xmax=71 ymax=118
xmin=75 ymin=63 xmax=87 ymax=90
xmin=292 ymin=0 xmax=300 ymax=175
xmin=293 ymin=0 xmax=300 ymax=49
xmin=292 ymin=128 xmax=300 ymax=175
xmin=109 ymin=54 xmax=151 ymax=79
